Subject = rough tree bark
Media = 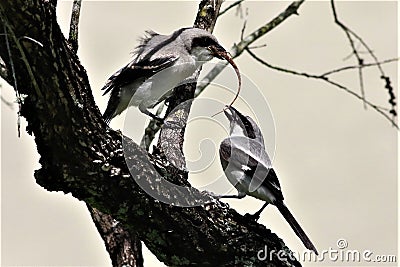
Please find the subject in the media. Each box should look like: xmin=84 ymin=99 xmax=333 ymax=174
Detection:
xmin=0 ymin=1 xmax=301 ymax=266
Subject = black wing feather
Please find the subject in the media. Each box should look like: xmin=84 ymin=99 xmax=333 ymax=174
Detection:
xmin=220 ymin=137 xmax=283 ymax=200
xmin=101 ymin=56 xmax=178 ymax=96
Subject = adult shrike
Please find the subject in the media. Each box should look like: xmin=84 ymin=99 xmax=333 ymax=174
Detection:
xmin=102 ymin=27 xmax=236 ymax=123
xmin=219 ymin=106 xmax=318 ymax=255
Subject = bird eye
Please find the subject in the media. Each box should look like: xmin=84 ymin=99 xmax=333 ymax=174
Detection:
xmin=192 ymin=36 xmax=216 ymax=48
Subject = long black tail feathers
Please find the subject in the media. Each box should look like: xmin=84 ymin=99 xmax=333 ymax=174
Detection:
xmin=275 ymin=201 xmax=318 ymax=255
xmin=102 ymin=106 xmax=114 ymax=125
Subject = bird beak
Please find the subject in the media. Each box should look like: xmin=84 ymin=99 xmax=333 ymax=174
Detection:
xmin=209 ymin=45 xmax=242 ymax=107
xmin=208 ymin=44 xmax=228 ymax=60
xmin=223 ymin=105 xmax=236 ymax=120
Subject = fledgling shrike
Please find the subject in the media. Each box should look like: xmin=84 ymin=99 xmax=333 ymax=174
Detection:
xmin=102 ymin=27 xmax=234 ymax=123
xmin=219 ymin=105 xmax=318 ymax=255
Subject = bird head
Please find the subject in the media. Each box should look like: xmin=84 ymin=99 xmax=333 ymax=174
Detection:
xmin=179 ymin=28 xmax=242 ymax=106
xmin=178 ymin=28 xmax=227 ymax=62
xmin=224 ymin=105 xmax=262 ymax=143
xmin=224 ymin=105 xmax=248 ymax=136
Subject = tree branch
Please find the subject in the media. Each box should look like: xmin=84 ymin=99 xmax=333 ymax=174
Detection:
xmin=330 ymin=0 xmax=396 ymax=117
xmin=87 ymin=205 xmax=144 ymax=267
xmin=68 ymin=0 xmax=82 ymax=53
xmin=0 ymin=0 xmax=301 ymax=266
xmin=70 ymin=1 xmax=144 ymax=262
xmin=196 ymin=0 xmax=305 ymax=96
xmin=218 ymin=0 xmax=245 ymax=17
xmin=1 ymin=22 xmax=23 ymax=136
xmin=245 ymin=47 xmax=398 ymax=129
xmin=321 ymin=58 xmax=398 ymax=77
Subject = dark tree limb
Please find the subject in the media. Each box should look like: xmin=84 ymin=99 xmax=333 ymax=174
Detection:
xmin=67 ymin=1 xmax=145 ymax=263
xmin=0 ymin=0 xmax=300 ymax=266
xmin=88 ymin=205 xmax=144 ymax=267
xmin=68 ymin=0 xmax=82 ymax=53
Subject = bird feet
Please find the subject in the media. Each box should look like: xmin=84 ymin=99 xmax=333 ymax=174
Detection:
xmin=244 ymin=212 xmax=261 ymax=221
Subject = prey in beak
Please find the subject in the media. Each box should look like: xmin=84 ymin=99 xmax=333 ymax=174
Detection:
xmin=209 ymin=44 xmax=242 ymax=107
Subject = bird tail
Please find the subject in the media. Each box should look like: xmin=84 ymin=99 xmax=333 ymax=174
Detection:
xmin=102 ymin=90 xmax=122 ymax=124
xmin=102 ymin=107 xmax=114 ymax=124
xmin=275 ymin=201 xmax=318 ymax=255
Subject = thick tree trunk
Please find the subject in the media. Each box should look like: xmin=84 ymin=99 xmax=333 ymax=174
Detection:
xmin=0 ymin=1 xmax=300 ymax=266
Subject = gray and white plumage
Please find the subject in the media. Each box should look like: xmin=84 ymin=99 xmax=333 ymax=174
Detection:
xmin=219 ymin=105 xmax=318 ymax=255
xmin=102 ymin=27 xmax=228 ymax=123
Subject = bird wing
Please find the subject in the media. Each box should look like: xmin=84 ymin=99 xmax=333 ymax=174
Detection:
xmin=220 ymin=136 xmax=283 ymax=200
xmin=134 ymin=30 xmax=160 ymax=58
xmin=101 ymin=55 xmax=179 ymax=96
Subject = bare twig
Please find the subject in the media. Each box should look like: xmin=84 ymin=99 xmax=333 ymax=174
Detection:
xmin=68 ymin=0 xmax=82 ymax=53
xmin=196 ymin=0 xmax=305 ymax=96
xmin=247 ymin=43 xmax=267 ymax=49
xmin=330 ymin=0 xmax=396 ymax=118
xmin=331 ymin=0 xmax=367 ymax=109
xmin=240 ymin=7 xmax=249 ymax=41
xmin=246 ymin=47 xmax=398 ymax=129
xmin=0 ymin=9 xmax=43 ymax=100
xmin=140 ymin=104 xmax=164 ymax=150
xmin=218 ymin=0 xmax=245 ymax=17
xmin=321 ymin=58 xmax=398 ymax=77
xmin=2 ymin=23 xmax=21 ymax=135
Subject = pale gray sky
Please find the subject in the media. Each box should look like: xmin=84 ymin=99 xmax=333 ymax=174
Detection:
xmin=1 ymin=1 xmax=397 ymax=266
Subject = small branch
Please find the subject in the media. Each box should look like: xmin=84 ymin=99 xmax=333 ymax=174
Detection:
xmin=246 ymin=47 xmax=398 ymax=129
xmin=321 ymin=58 xmax=398 ymax=76
xmin=1 ymin=22 xmax=21 ymax=136
xmin=218 ymin=0 xmax=245 ymax=17
xmin=196 ymin=0 xmax=305 ymax=96
xmin=247 ymin=43 xmax=267 ymax=50
xmin=68 ymin=0 xmax=82 ymax=53
xmin=140 ymin=104 xmax=164 ymax=150
xmin=0 ymin=9 xmax=43 ymax=99
xmin=331 ymin=0 xmax=397 ymax=119
xmin=87 ymin=205 xmax=144 ymax=267
xmin=331 ymin=0 xmax=367 ymax=109
xmin=240 ymin=7 xmax=249 ymax=41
